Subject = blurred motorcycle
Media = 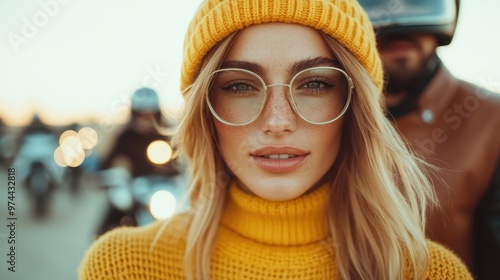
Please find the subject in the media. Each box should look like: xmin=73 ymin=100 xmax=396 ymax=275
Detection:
xmin=96 ymin=140 xmax=187 ymax=236
xmin=24 ymin=160 xmax=57 ymax=217
xmin=13 ymin=128 xmax=62 ymax=218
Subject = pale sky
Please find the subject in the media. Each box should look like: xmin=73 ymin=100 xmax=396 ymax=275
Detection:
xmin=1 ymin=0 xmax=499 ymax=126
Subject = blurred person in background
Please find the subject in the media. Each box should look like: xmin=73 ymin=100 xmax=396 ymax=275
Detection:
xmin=23 ymin=159 xmax=58 ymax=217
xmin=359 ymin=0 xmax=500 ymax=278
xmin=18 ymin=113 xmax=54 ymax=139
xmin=100 ymin=87 xmax=179 ymax=177
xmin=96 ymin=87 xmax=181 ymax=235
xmin=14 ymin=114 xmax=61 ymax=180
xmin=13 ymin=114 xmax=62 ymax=218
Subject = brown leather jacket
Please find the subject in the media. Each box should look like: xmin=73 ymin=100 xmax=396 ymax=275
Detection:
xmin=392 ymin=64 xmax=500 ymax=279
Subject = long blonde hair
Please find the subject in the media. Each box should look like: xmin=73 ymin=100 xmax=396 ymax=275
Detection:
xmin=174 ymin=30 xmax=437 ymax=280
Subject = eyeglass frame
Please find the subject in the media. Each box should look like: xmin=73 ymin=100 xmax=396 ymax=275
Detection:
xmin=206 ymin=66 xmax=355 ymax=126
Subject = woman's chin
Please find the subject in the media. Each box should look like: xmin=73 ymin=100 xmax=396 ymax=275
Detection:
xmin=236 ymin=177 xmax=311 ymax=201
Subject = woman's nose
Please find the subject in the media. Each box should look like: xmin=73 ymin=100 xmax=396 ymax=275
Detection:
xmin=259 ymin=86 xmax=297 ymax=134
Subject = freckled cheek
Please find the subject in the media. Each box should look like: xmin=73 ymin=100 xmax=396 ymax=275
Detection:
xmin=314 ymin=122 xmax=343 ymax=160
xmin=213 ymin=105 xmax=238 ymax=121
xmin=214 ymin=123 xmax=253 ymax=162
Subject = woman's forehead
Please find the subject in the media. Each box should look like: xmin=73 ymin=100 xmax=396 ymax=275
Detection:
xmin=224 ymin=23 xmax=335 ymax=71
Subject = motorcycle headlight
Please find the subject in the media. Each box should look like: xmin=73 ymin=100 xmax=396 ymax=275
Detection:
xmin=149 ymin=190 xmax=177 ymax=220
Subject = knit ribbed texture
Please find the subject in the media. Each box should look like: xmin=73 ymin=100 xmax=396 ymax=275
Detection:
xmin=180 ymin=0 xmax=384 ymax=92
xmin=221 ymin=181 xmax=330 ymax=245
xmin=78 ymin=183 xmax=473 ymax=279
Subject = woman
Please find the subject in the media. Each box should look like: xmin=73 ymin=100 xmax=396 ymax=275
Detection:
xmin=79 ymin=0 xmax=472 ymax=279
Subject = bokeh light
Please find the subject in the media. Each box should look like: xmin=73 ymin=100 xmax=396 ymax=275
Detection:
xmin=146 ymin=140 xmax=172 ymax=165
xmin=54 ymin=127 xmax=98 ymax=168
xmin=53 ymin=146 xmax=68 ymax=167
xmin=60 ymin=135 xmax=85 ymax=167
xmin=59 ymin=130 xmax=78 ymax=145
xmin=149 ymin=190 xmax=177 ymax=220
xmin=78 ymin=127 xmax=99 ymax=150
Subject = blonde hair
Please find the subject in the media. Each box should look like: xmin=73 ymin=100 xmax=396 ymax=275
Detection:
xmin=174 ymin=31 xmax=437 ymax=280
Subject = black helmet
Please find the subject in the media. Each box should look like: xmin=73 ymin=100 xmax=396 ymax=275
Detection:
xmin=359 ymin=0 xmax=460 ymax=46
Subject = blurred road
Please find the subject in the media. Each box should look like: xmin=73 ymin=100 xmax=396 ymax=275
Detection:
xmin=0 ymin=167 xmax=108 ymax=280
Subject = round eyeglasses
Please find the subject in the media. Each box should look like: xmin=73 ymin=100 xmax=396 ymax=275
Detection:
xmin=207 ymin=66 xmax=354 ymax=126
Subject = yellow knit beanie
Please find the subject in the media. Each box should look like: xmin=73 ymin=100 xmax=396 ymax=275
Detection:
xmin=181 ymin=0 xmax=383 ymax=91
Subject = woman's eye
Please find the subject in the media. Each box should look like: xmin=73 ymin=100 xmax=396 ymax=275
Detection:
xmin=229 ymin=83 xmax=252 ymax=91
xmin=304 ymin=81 xmax=324 ymax=89
xmin=221 ymin=81 xmax=259 ymax=95
xmin=300 ymin=79 xmax=334 ymax=89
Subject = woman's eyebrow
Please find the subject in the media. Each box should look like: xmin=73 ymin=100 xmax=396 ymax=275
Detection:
xmin=290 ymin=57 xmax=341 ymax=74
xmin=219 ymin=57 xmax=340 ymax=76
xmin=219 ymin=60 xmax=265 ymax=76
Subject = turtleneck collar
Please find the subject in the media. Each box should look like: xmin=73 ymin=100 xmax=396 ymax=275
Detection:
xmin=221 ymin=181 xmax=330 ymax=246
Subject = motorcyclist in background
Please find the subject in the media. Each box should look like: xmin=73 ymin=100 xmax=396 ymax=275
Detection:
xmin=97 ymin=87 xmax=180 ymax=235
xmin=14 ymin=114 xmax=61 ymax=179
xmin=359 ymin=0 xmax=500 ymax=278
xmin=101 ymin=87 xmax=179 ymax=177
xmin=13 ymin=114 xmax=62 ymax=217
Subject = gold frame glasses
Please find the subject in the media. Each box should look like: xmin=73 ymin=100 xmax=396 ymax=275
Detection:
xmin=207 ymin=66 xmax=354 ymax=126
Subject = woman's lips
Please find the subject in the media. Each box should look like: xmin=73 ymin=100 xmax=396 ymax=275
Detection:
xmin=251 ymin=146 xmax=308 ymax=173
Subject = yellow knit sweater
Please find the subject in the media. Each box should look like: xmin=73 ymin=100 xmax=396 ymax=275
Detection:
xmin=79 ymin=183 xmax=472 ymax=279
